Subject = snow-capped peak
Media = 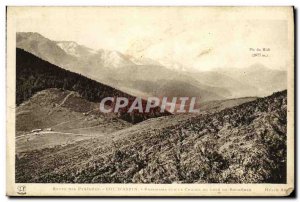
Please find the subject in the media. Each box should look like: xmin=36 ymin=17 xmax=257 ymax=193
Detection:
xmin=56 ymin=41 xmax=96 ymax=57
xmin=96 ymin=49 xmax=135 ymax=68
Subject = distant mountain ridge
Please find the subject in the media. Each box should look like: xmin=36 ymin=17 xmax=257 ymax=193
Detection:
xmin=16 ymin=32 xmax=287 ymax=101
xmin=17 ymin=32 xmax=75 ymax=66
xmin=217 ymin=64 xmax=287 ymax=97
xmin=16 ymin=32 xmax=229 ymax=102
xmin=56 ymin=41 xmax=97 ymax=58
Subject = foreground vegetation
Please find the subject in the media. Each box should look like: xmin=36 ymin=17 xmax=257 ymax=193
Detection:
xmin=16 ymin=91 xmax=287 ymax=183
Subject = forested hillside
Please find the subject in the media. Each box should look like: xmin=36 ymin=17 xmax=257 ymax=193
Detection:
xmin=16 ymin=48 xmax=169 ymax=123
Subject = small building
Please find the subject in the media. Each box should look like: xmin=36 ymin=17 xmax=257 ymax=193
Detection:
xmin=31 ymin=129 xmax=42 ymax=133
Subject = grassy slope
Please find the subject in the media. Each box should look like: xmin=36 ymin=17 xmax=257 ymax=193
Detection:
xmin=16 ymin=91 xmax=287 ymax=184
xmin=16 ymin=88 xmax=132 ymax=153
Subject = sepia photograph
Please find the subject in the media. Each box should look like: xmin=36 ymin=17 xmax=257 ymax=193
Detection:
xmin=6 ymin=6 xmax=294 ymax=196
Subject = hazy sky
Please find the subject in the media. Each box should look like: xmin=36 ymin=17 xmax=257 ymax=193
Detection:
xmin=13 ymin=7 xmax=292 ymax=71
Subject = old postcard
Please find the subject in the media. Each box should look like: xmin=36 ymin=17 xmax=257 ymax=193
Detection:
xmin=6 ymin=6 xmax=294 ymax=196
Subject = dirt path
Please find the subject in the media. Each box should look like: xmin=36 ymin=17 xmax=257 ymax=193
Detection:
xmin=48 ymin=91 xmax=74 ymax=115
xmin=58 ymin=92 xmax=74 ymax=107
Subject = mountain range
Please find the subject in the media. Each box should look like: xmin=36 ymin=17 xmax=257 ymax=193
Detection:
xmin=17 ymin=32 xmax=287 ymax=102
